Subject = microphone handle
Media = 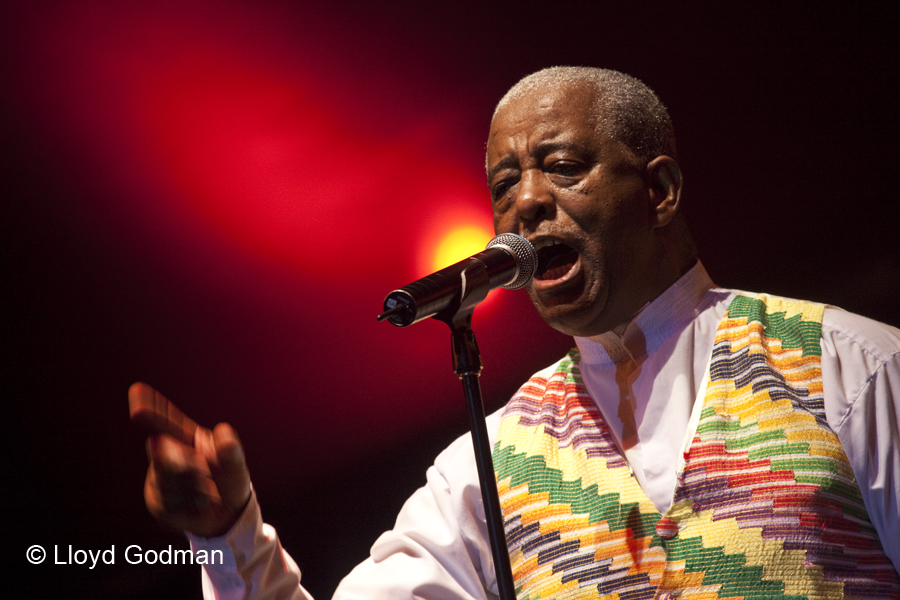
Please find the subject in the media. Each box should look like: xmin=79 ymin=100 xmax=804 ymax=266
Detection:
xmin=381 ymin=248 xmax=518 ymax=327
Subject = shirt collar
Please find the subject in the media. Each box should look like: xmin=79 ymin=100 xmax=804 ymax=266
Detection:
xmin=574 ymin=261 xmax=715 ymax=367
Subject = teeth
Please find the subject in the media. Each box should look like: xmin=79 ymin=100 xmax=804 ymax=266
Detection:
xmin=533 ymin=238 xmax=566 ymax=251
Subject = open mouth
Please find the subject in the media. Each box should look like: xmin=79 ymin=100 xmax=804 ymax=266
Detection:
xmin=534 ymin=239 xmax=579 ymax=281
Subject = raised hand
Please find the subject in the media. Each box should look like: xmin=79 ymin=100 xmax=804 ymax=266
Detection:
xmin=129 ymin=382 xmax=252 ymax=538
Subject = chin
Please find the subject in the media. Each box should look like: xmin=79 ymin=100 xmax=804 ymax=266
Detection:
xmin=528 ymin=282 xmax=609 ymax=337
xmin=531 ymin=298 xmax=605 ymax=338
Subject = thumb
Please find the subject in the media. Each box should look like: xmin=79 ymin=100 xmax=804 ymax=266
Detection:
xmin=210 ymin=422 xmax=252 ymax=511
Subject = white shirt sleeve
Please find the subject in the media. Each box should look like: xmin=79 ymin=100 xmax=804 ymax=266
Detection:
xmin=191 ymin=410 xmax=505 ymax=600
xmin=333 ymin=417 xmax=501 ymax=600
xmin=188 ymin=490 xmax=314 ymax=600
xmin=821 ymin=307 xmax=900 ymax=574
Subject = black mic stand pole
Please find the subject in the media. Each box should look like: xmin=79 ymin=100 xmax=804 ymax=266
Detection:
xmin=431 ymin=260 xmax=517 ymax=600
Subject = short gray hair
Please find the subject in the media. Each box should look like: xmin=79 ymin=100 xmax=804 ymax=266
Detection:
xmin=494 ymin=66 xmax=678 ymax=164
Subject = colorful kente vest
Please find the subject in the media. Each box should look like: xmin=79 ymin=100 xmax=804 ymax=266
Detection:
xmin=492 ymin=294 xmax=900 ymax=599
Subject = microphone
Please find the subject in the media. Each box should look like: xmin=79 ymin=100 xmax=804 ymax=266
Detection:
xmin=377 ymin=233 xmax=536 ymax=327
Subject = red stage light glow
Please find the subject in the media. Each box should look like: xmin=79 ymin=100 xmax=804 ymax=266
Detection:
xmin=424 ymin=223 xmax=493 ymax=275
xmin=431 ymin=226 xmax=493 ymax=272
xmin=15 ymin=0 xmax=494 ymax=283
xmin=7 ymin=0 xmax=573 ymax=464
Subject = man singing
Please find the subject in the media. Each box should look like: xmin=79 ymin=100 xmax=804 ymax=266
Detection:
xmin=131 ymin=66 xmax=900 ymax=599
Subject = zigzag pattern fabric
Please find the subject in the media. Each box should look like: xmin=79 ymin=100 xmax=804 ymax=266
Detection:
xmin=492 ymin=294 xmax=900 ymax=599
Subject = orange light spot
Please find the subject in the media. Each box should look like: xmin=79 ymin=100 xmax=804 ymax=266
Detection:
xmin=432 ymin=226 xmax=493 ymax=271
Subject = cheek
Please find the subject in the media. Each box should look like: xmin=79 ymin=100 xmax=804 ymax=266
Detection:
xmin=574 ymin=186 xmax=642 ymax=239
xmin=492 ymin=205 xmax=515 ymax=234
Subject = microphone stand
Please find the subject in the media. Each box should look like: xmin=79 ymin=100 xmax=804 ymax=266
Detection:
xmin=431 ymin=260 xmax=517 ymax=600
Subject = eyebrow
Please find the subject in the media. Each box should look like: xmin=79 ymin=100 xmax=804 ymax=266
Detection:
xmin=486 ymin=155 xmax=520 ymax=181
xmin=486 ymin=140 xmax=587 ymax=181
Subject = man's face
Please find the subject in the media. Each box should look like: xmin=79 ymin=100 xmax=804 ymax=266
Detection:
xmin=487 ymin=84 xmax=665 ymax=337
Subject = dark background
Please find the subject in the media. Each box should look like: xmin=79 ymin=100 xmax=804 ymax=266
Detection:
xmin=3 ymin=1 xmax=898 ymax=598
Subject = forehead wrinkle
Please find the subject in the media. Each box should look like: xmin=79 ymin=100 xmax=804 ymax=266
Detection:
xmin=532 ymin=139 xmax=590 ymax=159
xmin=486 ymin=89 xmax=598 ymax=178
xmin=487 ymin=123 xmax=598 ymax=178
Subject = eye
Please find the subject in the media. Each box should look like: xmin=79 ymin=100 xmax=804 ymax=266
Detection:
xmin=490 ymin=175 xmax=518 ymax=202
xmin=546 ymin=160 xmax=583 ymax=179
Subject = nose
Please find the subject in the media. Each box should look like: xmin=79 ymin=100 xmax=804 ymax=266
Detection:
xmin=514 ymin=169 xmax=555 ymax=224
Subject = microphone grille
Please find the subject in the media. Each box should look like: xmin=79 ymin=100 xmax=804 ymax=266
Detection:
xmin=485 ymin=233 xmax=536 ymax=290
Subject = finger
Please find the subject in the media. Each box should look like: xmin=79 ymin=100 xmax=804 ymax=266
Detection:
xmin=148 ymin=433 xmax=209 ymax=476
xmin=147 ymin=434 xmax=217 ymax=511
xmin=210 ymin=423 xmax=252 ymax=511
xmin=129 ymin=382 xmax=200 ymax=445
xmin=144 ymin=462 xmax=218 ymax=527
xmin=144 ymin=464 xmax=239 ymax=537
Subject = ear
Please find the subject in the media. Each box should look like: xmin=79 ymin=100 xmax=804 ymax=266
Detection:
xmin=646 ymin=156 xmax=683 ymax=228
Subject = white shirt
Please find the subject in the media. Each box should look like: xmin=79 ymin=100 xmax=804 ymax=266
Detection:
xmin=191 ymin=262 xmax=900 ymax=599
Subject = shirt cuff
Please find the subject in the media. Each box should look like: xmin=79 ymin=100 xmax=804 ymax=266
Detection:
xmin=186 ymin=490 xmax=264 ymax=593
xmin=186 ymin=490 xmax=310 ymax=600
